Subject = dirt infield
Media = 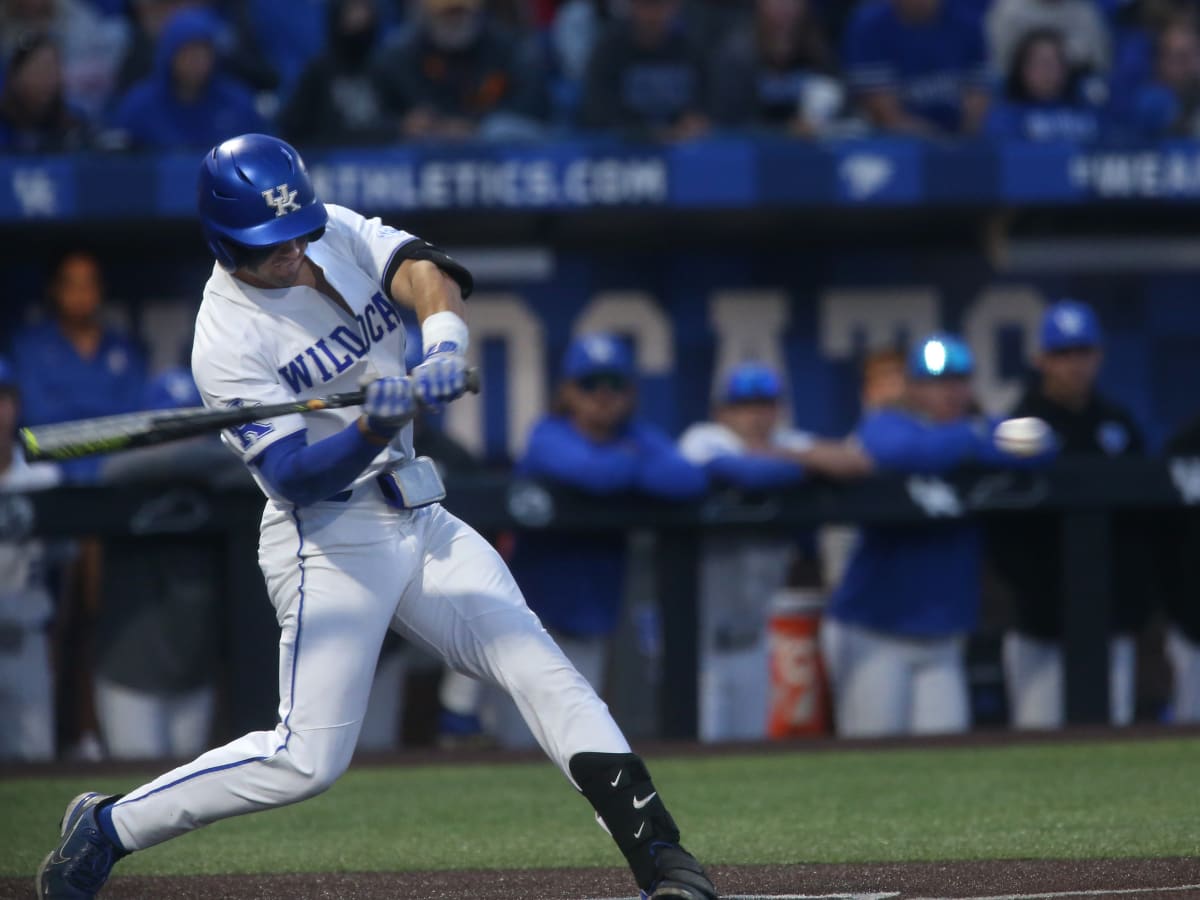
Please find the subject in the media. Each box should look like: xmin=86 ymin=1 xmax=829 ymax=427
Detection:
xmin=4 ymin=858 xmax=1199 ymax=900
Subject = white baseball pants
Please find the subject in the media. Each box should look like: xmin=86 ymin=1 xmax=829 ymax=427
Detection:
xmin=0 ymin=627 xmax=54 ymax=761
xmin=820 ymin=618 xmax=969 ymax=737
xmin=94 ymin=678 xmax=215 ymax=760
xmin=109 ymin=496 xmax=628 ymax=851
xmin=1166 ymin=627 xmax=1200 ymax=723
xmin=484 ymin=630 xmax=609 ymax=750
xmin=1003 ymin=632 xmax=1136 ymax=729
xmin=698 ymin=638 xmax=770 ymax=743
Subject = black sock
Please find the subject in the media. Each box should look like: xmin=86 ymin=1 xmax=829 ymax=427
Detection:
xmin=569 ymin=751 xmax=680 ymax=891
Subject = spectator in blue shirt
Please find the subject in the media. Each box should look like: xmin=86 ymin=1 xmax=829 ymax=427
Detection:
xmin=821 ymin=334 xmax=1054 ymax=738
xmin=110 ymin=6 xmax=266 ymax=150
xmin=712 ymin=0 xmax=849 ymax=137
xmin=10 ymin=251 xmax=147 ymax=483
xmin=241 ymin=0 xmax=328 ymax=99
xmin=0 ymin=31 xmax=93 ymax=152
xmin=985 ymin=29 xmax=1106 ymax=141
xmin=579 ymin=0 xmax=713 ymax=140
xmin=488 ymin=333 xmax=707 ymax=747
xmin=843 ymin=0 xmax=990 ymax=136
xmin=1129 ymin=17 xmax=1200 ymax=137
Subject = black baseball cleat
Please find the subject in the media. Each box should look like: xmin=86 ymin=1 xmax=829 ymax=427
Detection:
xmin=36 ymin=792 xmax=127 ymax=899
xmin=645 ymin=842 xmax=718 ymax=900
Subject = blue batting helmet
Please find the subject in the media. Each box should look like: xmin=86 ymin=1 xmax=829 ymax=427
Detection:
xmin=197 ymin=134 xmax=328 ymax=271
xmin=908 ymin=333 xmax=975 ymax=379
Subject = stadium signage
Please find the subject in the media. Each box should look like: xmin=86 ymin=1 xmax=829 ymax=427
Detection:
xmin=1069 ymin=149 xmax=1200 ymax=199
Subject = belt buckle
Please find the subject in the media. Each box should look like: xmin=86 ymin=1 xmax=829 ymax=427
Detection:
xmin=380 ymin=457 xmax=446 ymax=509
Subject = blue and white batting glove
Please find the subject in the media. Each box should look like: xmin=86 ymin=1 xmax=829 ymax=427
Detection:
xmin=412 ymin=349 xmax=468 ymax=408
xmin=364 ymin=376 xmax=416 ymax=434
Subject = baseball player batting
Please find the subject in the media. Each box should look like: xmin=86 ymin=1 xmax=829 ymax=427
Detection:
xmin=36 ymin=134 xmax=717 ymax=900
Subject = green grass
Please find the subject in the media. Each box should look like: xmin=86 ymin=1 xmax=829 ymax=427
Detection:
xmin=2 ymin=738 xmax=1198 ymax=877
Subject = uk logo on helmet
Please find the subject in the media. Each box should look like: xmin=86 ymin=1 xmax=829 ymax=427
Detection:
xmin=262 ymin=183 xmax=300 ymax=217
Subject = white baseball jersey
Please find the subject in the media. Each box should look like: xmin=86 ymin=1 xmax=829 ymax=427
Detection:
xmin=677 ymin=421 xmax=812 ymax=742
xmin=192 ymin=204 xmax=417 ymax=504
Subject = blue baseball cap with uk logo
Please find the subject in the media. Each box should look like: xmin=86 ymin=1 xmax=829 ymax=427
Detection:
xmin=562 ymin=333 xmax=634 ymax=381
xmin=1041 ymin=299 xmax=1102 ymax=352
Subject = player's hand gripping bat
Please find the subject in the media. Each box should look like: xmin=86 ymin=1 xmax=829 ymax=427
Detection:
xmin=19 ymin=368 xmax=481 ymax=462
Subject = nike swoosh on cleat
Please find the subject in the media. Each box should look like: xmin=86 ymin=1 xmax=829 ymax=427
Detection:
xmin=632 ymin=791 xmax=657 ymax=809
xmin=610 ymin=770 xmax=622 ymax=788
xmin=633 ymin=821 xmax=646 ymax=839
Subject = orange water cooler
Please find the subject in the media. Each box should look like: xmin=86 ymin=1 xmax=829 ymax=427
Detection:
xmin=767 ymin=588 xmax=831 ymax=738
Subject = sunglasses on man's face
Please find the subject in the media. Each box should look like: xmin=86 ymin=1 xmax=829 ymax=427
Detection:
xmin=576 ymin=373 xmax=631 ymax=393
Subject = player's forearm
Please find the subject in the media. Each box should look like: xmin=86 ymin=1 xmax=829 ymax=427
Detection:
xmin=254 ymin=424 xmax=384 ymax=506
xmin=391 ymin=259 xmax=467 ymax=322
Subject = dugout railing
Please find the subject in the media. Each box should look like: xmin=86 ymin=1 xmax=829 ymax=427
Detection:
xmin=8 ymin=456 xmax=1199 ymax=739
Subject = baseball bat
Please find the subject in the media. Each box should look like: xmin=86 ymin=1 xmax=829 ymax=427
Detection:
xmin=20 ymin=368 xmax=481 ymax=462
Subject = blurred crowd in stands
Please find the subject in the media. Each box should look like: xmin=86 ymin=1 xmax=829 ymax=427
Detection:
xmin=6 ymin=0 xmax=1200 ymax=152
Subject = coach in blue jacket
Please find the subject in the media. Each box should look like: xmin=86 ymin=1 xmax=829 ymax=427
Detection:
xmin=488 ymin=333 xmax=707 ymax=747
xmin=821 ymin=334 xmax=1054 ymax=738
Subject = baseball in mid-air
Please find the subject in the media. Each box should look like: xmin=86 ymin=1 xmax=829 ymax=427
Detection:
xmin=994 ymin=416 xmax=1053 ymax=456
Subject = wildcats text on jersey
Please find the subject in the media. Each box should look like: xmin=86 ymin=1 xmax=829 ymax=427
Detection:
xmin=277 ymin=291 xmax=403 ymax=393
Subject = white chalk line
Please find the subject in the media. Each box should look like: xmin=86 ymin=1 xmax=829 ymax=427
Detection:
xmin=588 ymin=894 xmax=901 ymax=900
xmin=910 ymin=885 xmax=1200 ymax=900
xmin=588 ymin=887 xmax=1200 ymax=900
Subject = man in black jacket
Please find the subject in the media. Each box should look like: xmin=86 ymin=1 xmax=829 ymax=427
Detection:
xmin=279 ymin=0 xmax=396 ymax=146
xmin=1156 ymin=420 xmax=1200 ymax=722
xmin=579 ymin=0 xmax=713 ymax=140
xmin=372 ymin=0 xmax=546 ymax=140
xmin=990 ymin=298 xmax=1150 ymax=728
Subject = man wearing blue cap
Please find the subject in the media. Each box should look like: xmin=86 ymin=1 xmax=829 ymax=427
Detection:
xmin=491 ymin=333 xmax=709 ymax=748
xmin=821 ymin=334 xmax=1053 ymax=737
xmin=990 ymin=299 xmax=1148 ymax=730
xmin=0 ymin=356 xmax=63 ymax=761
xmin=678 ymin=362 xmax=872 ymax=742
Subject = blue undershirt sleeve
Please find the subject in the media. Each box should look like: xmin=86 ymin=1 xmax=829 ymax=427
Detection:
xmin=254 ymin=423 xmax=384 ymax=506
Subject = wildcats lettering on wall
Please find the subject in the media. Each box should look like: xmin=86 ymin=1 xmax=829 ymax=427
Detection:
xmin=136 ymin=249 xmax=1200 ymax=463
